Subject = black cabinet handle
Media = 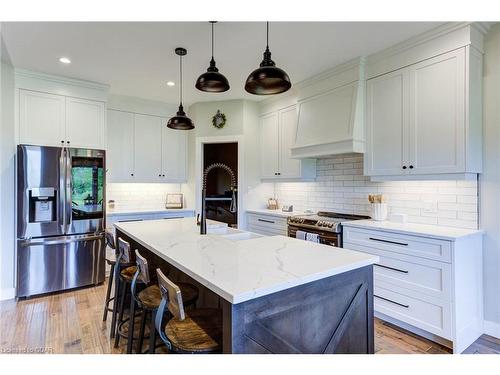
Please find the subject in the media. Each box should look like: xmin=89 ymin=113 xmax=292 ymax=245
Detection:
xmin=409 ymin=165 xmax=414 ymax=169
xmin=375 ymin=264 xmax=409 ymax=274
xmin=67 ymin=141 xmax=70 ymax=144
xmin=374 ymin=295 xmax=409 ymax=309
xmin=257 ymin=218 xmax=275 ymax=224
xmin=402 ymin=166 xmax=407 ymax=170
xmin=130 ymin=173 xmax=134 ymax=176
xmin=61 ymin=140 xmax=64 ymax=144
xmin=369 ymin=237 xmax=408 ymax=246
xmin=158 ymin=174 xmax=161 ymax=177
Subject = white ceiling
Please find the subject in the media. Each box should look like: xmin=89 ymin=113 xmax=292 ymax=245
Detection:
xmin=2 ymin=22 xmax=443 ymax=105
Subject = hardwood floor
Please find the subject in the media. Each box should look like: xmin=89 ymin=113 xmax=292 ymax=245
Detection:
xmin=0 ymin=280 xmax=499 ymax=354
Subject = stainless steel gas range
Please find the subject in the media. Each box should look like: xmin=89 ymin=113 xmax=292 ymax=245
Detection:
xmin=287 ymin=211 xmax=370 ymax=247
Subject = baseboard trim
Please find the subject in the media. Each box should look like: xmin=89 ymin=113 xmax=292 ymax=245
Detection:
xmin=0 ymin=287 xmax=16 ymax=301
xmin=484 ymin=320 xmax=500 ymax=339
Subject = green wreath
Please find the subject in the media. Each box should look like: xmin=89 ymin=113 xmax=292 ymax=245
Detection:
xmin=212 ymin=110 xmax=227 ymax=129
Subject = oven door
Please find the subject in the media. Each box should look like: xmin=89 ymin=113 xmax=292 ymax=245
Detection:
xmin=288 ymin=224 xmax=340 ymax=247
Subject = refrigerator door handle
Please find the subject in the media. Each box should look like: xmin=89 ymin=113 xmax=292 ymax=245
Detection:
xmin=59 ymin=147 xmax=67 ymax=234
xmin=65 ymin=148 xmax=72 ymax=232
xmin=19 ymin=233 xmax=104 ymax=246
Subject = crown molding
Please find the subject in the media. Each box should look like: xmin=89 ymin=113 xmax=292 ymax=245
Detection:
xmin=15 ymin=68 xmax=109 ymax=91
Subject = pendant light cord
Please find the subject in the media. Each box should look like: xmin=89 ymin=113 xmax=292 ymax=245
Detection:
xmin=211 ymin=22 xmax=214 ymax=60
xmin=266 ymin=21 xmax=269 ymax=49
xmin=179 ymin=53 xmax=183 ymax=106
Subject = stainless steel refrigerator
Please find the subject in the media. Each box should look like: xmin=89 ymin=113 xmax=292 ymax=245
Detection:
xmin=16 ymin=145 xmax=106 ymax=298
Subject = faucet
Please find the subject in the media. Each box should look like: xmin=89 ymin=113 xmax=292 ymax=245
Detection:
xmin=199 ymin=163 xmax=237 ymax=235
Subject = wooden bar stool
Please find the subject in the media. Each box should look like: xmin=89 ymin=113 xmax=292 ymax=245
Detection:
xmin=102 ymin=230 xmax=117 ymax=322
xmin=127 ymin=250 xmax=199 ymax=354
xmin=110 ymin=238 xmax=138 ymax=341
xmin=154 ymin=268 xmax=222 ymax=354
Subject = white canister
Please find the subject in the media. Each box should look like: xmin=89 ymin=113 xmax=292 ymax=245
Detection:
xmin=371 ymin=203 xmax=388 ymax=221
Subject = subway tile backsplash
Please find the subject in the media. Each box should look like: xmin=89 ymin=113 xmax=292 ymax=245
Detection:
xmin=106 ymin=183 xmax=184 ymax=210
xmin=274 ymin=154 xmax=479 ymax=229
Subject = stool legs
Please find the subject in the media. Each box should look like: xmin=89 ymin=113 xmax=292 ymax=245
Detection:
xmin=102 ymin=263 xmax=115 ymax=322
xmin=136 ymin=309 xmax=147 ymax=354
xmin=126 ymin=296 xmax=137 ymax=354
xmin=149 ymin=310 xmax=157 ymax=354
xmin=109 ymin=269 xmax=121 ymax=339
xmin=114 ymin=280 xmax=127 ymax=348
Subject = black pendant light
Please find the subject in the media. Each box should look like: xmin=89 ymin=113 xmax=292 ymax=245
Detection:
xmin=167 ymin=47 xmax=194 ymax=130
xmin=195 ymin=21 xmax=230 ymax=93
xmin=245 ymin=22 xmax=291 ymax=95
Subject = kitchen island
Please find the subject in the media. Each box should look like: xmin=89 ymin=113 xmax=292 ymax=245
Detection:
xmin=114 ymin=218 xmax=379 ymax=354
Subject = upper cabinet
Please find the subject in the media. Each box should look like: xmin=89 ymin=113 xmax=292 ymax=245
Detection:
xmin=106 ymin=109 xmax=187 ymax=183
xmin=365 ymin=47 xmax=482 ymax=178
xmin=106 ymin=110 xmax=135 ymax=182
xmin=65 ymin=97 xmax=105 ymax=149
xmin=260 ymin=105 xmax=315 ymax=180
xmin=16 ymin=70 xmax=109 ymax=150
xmin=364 ymin=23 xmax=486 ymax=179
xmin=19 ymin=90 xmax=106 ymax=149
xmin=19 ymin=90 xmax=66 ymax=147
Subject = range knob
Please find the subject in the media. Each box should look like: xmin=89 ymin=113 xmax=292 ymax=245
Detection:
xmin=328 ymin=223 xmax=334 ymax=228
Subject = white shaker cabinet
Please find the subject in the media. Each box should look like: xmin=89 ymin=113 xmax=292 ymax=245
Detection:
xmin=106 ymin=111 xmax=188 ymax=183
xmin=19 ymin=89 xmax=106 ymax=149
xmin=161 ymin=124 xmax=187 ymax=182
xmin=260 ymin=112 xmax=280 ymax=179
xmin=133 ymin=113 xmax=163 ymax=182
xmin=106 ymin=110 xmax=135 ymax=182
xmin=365 ymin=47 xmax=482 ymax=179
xmin=408 ymin=49 xmax=466 ymax=175
xmin=260 ymin=105 xmax=315 ymax=180
xmin=19 ymin=90 xmax=66 ymax=147
xmin=365 ymin=69 xmax=408 ymax=176
xmin=65 ymin=97 xmax=105 ymax=149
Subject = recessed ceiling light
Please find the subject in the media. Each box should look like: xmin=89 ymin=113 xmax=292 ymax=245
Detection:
xmin=59 ymin=57 xmax=71 ymax=64
xmin=167 ymin=81 xmax=175 ymax=87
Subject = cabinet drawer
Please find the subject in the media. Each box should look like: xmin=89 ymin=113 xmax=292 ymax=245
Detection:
xmin=374 ymin=284 xmax=452 ymax=339
xmin=343 ymin=242 xmax=451 ymax=300
xmin=248 ymin=224 xmax=285 ymax=236
xmin=343 ymin=227 xmax=451 ymax=262
xmin=247 ymin=214 xmax=287 ymax=228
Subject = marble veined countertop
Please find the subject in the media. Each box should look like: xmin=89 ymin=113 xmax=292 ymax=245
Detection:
xmin=114 ymin=217 xmax=378 ymax=304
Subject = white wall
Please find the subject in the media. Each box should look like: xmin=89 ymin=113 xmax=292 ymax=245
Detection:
xmin=0 ymin=26 xmax=16 ymax=300
xmin=274 ymin=154 xmax=479 ymax=229
xmin=481 ymin=23 xmax=500 ymax=334
xmin=107 ymin=183 xmax=184 ymax=210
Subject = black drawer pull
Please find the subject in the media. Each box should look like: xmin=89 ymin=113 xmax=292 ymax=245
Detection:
xmin=257 ymin=218 xmax=275 ymax=224
xmin=375 ymin=264 xmax=409 ymax=274
xmin=369 ymin=237 xmax=408 ymax=246
xmin=118 ymin=219 xmax=144 ymax=223
xmin=374 ymin=295 xmax=409 ymax=308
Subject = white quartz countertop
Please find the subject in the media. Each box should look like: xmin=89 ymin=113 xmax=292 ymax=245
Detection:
xmin=342 ymin=220 xmax=484 ymax=241
xmin=114 ymin=218 xmax=378 ymax=304
xmin=246 ymin=208 xmax=309 ymax=218
xmin=107 ymin=207 xmax=195 ymax=216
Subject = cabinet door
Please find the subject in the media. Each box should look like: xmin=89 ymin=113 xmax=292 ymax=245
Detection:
xmin=278 ymin=106 xmax=301 ymax=178
xmin=106 ymin=110 xmax=135 ymax=182
xmin=408 ymin=49 xmax=466 ymax=174
xmin=365 ymin=69 xmax=409 ymax=176
xmin=19 ymin=90 xmax=66 ymax=147
xmin=65 ymin=97 xmax=105 ymax=149
xmin=260 ymin=112 xmax=280 ymax=178
xmin=161 ymin=124 xmax=187 ymax=182
xmin=133 ymin=114 xmax=163 ymax=181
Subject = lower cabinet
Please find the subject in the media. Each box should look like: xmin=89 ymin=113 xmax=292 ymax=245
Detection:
xmin=343 ymin=226 xmax=483 ymax=353
xmin=246 ymin=212 xmax=288 ymax=236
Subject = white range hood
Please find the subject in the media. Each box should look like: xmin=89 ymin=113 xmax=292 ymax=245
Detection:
xmin=291 ymin=58 xmax=366 ymax=159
